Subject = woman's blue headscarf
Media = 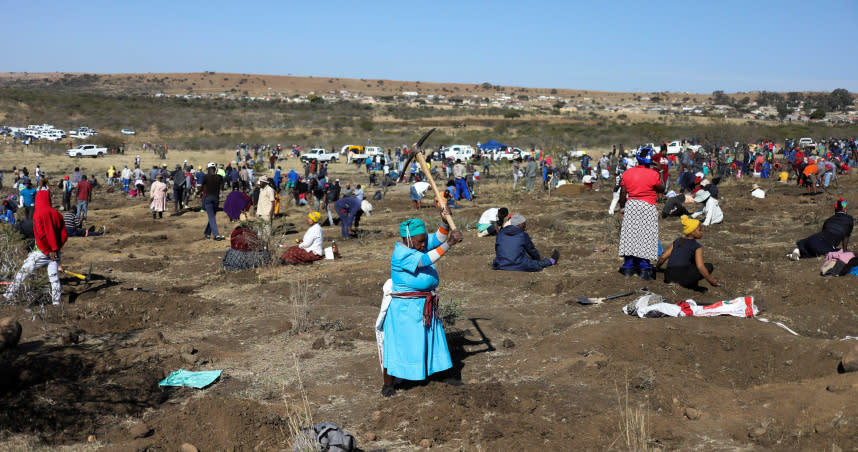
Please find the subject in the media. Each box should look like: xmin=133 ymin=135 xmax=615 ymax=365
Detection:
xmin=399 ymin=219 xmax=427 ymax=237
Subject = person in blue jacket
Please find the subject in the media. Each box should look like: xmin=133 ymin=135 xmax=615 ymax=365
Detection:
xmin=334 ymin=197 xmax=372 ymax=239
xmin=492 ymin=214 xmax=559 ymax=272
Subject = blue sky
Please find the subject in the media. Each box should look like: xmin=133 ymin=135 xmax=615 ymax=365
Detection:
xmin=4 ymin=0 xmax=856 ymax=94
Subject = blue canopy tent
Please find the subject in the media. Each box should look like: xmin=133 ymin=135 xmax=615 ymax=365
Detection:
xmin=478 ymin=139 xmax=506 ymax=151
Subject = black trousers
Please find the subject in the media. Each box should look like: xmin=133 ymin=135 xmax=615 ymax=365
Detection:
xmin=665 ymin=263 xmax=714 ymax=289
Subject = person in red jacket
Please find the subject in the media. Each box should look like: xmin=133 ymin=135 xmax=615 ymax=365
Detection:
xmin=4 ymin=191 xmax=68 ymax=305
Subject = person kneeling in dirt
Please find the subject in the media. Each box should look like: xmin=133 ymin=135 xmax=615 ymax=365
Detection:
xmin=476 ymin=207 xmax=508 ymax=237
xmin=63 ymin=210 xmax=105 ymax=237
xmin=789 ymin=198 xmax=853 ymax=260
xmin=221 ymin=225 xmax=270 ymax=271
xmin=492 ymin=214 xmax=558 ymax=272
xmin=656 ymin=215 xmax=719 ymax=292
xmin=381 ymin=213 xmax=463 ymax=397
xmin=4 ymin=191 xmax=66 ymax=305
xmin=280 ymin=211 xmax=324 ymax=265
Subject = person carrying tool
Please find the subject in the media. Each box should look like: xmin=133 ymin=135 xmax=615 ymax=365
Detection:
xmin=380 ymin=211 xmax=464 ymax=397
xmin=4 ymin=191 xmax=67 ymax=305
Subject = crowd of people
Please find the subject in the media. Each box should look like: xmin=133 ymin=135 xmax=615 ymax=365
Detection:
xmin=1 ymin=133 xmax=856 ymax=401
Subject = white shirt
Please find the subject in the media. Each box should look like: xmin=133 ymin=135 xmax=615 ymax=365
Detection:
xmin=413 ymin=182 xmax=430 ymax=197
xmin=256 ymin=185 xmax=275 ymax=218
xmin=479 ymin=208 xmax=499 ymax=225
xmin=299 ymin=223 xmax=323 ymax=256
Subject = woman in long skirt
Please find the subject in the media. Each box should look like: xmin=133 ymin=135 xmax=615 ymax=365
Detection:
xmin=618 ymin=147 xmax=664 ymax=280
xmin=149 ymin=174 xmax=168 ymax=219
xmin=380 ymin=211 xmax=463 ymax=397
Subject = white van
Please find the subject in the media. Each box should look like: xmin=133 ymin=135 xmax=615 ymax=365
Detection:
xmin=444 ymin=144 xmax=475 ymax=161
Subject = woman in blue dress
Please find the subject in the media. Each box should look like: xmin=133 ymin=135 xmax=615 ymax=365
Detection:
xmin=382 ymin=210 xmax=463 ymax=397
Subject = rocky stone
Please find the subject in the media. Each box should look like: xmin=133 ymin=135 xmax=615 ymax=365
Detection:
xmin=684 ymin=407 xmax=700 ymax=420
xmin=181 ymin=353 xmax=198 ymax=364
xmin=180 ymin=344 xmax=197 ymax=355
xmin=0 ymin=317 xmax=22 ymax=351
xmin=87 ymin=435 xmax=96 ymax=442
xmin=364 ymin=432 xmax=376 ymax=442
xmin=311 ymin=337 xmax=326 ymax=350
xmin=502 ymin=338 xmax=515 ymax=348
xmin=748 ymin=426 xmax=766 ymax=439
xmin=180 ymin=443 xmax=199 ymax=452
xmin=419 ymin=438 xmax=432 ymax=448
xmin=60 ymin=331 xmax=81 ymax=346
xmin=129 ymin=423 xmax=152 ymax=439
xmin=839 ymin=347 xmax=858 ymax=373
xmin=371 ymin=410 xmax=381 ymax=421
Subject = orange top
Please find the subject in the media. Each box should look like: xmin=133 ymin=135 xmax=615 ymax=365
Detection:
xmin=802 ymin=163 xmax=818 ymax=176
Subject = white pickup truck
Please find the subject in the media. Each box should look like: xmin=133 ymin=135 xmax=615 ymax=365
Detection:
xmin=299 ymin=148 xmax=339 ymax=163
xmin=666 ymin=141 xmax=703 ymax=155
xmin=67 ymin=144 xmax=107 ymax=158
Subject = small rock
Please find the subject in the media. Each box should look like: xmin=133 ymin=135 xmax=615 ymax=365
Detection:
xmin=460 ymin=419 xmax=468 ymax=426
xmin=181 ymin=443 xmax=199 ymax=452
xmin=180 ymin=344 xmax=197 ymax=355
xmin=129 ymin=423 xmax=152 ymax=439
xmin=181 ymin=353 xmax=198 ymax=364
xmin=419 ymin=438 xmax=432 ymax=448
xmin=826 ymin=384 xmax=849 ymax=393
xmin=748 ymin=427 xmax=766 ymax=439
xmin=371 ymin=410 xmax=381 ymax=421
xmin=684 ymin=407 xmax=700 ymax=420
xmin=502 ymin=338 xmax=515 ymax=349
xmin=60 ymin=331 xmax=80 ymax=346
xmin=311 ymin=337 xmax=326 ymax=350
xmin=87 ymin=435 xmax=96 ymax=442
xmin=814 ymin=423 xmax=833 ymax=434
xmin=364 ymin=432 xmax=376 ymax=442
xmin=840 ymin=347 xmax=858 ymax=373
xmin=0 ymin=317 xmax=22 ymax=351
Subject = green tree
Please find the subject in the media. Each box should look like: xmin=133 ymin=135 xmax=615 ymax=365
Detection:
xmin=809 ymin=109 xmax=826 ymax=120
xmin=829 ymin=88 xmax=854 ymax=111
xmin=712 ymin=90 xmax=731 ymax=105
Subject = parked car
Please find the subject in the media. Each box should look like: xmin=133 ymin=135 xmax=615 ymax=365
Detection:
xmin=121 ymin=128 xmax=136 ymax=135
xmin=798 ymin=137 xmax=816 ymax=149
xmin=300 ymin=148 xmax=339 ymax=163
xmin=492 ymin=147 xmax=523 ymax=161
xmin=443 ymin=144 xmax=475 ymax=161
xmin=67 ymin=144 xmax=107 ymax=158
xmin=666 ymin=140 xmax=703 ymax=155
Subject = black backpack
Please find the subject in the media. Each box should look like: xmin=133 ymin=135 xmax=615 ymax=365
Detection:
xmin=293 ymin=422 xmax=356 ymax=452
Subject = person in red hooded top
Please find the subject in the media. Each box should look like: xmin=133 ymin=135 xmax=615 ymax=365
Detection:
xmin=3 ymin=191 xmax=67 ymax=305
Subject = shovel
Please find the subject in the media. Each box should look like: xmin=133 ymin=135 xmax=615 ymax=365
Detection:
xmin=576 ymin=287 xmax=647 ymax=305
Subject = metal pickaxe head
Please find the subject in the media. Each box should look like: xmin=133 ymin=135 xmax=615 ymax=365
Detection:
xmin=398 ymin=128 xmax=436 ymax=183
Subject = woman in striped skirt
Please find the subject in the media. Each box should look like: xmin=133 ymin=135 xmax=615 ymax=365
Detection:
xmin=618 ymin=147 xmax=665 ymax=280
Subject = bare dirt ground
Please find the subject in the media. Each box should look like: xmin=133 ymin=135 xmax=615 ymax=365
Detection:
xmin=1 ymin=146 xmax=858 ymax=451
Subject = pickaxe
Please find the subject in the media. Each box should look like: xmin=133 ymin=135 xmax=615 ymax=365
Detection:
xmin=62 ymin=263 xmax=92 ymax=282
xmin=398 ymin=128 xmax=457 ymax=230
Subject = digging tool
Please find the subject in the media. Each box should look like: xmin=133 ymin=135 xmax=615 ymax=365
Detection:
xmin=406 ymin=129 xmax=458 ymax=231
xmin=576 ymin=287 xmax=648 ymax=305
xmin=397 ymin=128 xmax=436 ymax=184
xmin=62 ymin=263 xmax=92 ymax=282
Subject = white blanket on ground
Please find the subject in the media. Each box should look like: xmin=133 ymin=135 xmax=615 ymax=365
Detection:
xmin=375 ymin=279 xmax=393 ymax=370
xmin=623 ymin=295 xmax=759 ymax=318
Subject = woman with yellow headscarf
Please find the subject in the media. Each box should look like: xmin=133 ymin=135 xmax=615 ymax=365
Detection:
xmin=655 ymin=215 xmax=719 ymax=291
xmin=280 ymin=211 xmax=324 ymax=265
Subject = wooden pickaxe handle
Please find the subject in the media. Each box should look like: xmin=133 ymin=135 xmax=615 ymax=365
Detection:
xmin=414 ymin=151 xmax=456 ymax=231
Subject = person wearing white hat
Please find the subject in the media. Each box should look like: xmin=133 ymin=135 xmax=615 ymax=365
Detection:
xmin=255 ymin=176 xmax=275 ymax=223
xmin=691 ymin=189 xmax=723 ymax=226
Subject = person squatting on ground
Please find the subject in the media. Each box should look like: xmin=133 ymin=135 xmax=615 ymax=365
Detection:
xmin=280 ymin=211 xmax=325 ymax=265
xmin=334 ymin=197 xmax=372 ymax=239
xmin=618 ymin=147 xmax=665 ymax=280
xmin=691 ymin=188 xmax=724 ymax=226
xmin=476 ymin=207 xmax=508 ymax=237
xmin=4 ymin=191 xmax=67 ymax=305
xmin=656 ymin=215 xmax=719 ymax=292
xmin=63 ymin=210 xmax=105 ymax=237
xmin=380 ymin=212 xmax=464 ymax=397
xmin=491 ymin=214 xmax=559 ymax=272
xmin=790 ymin=198 xmax=853 ymax=260
xmin=200 ymin=162 xmax=225 ymax=240
xmin=149 ymin=173 xmax=168 ymax=219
